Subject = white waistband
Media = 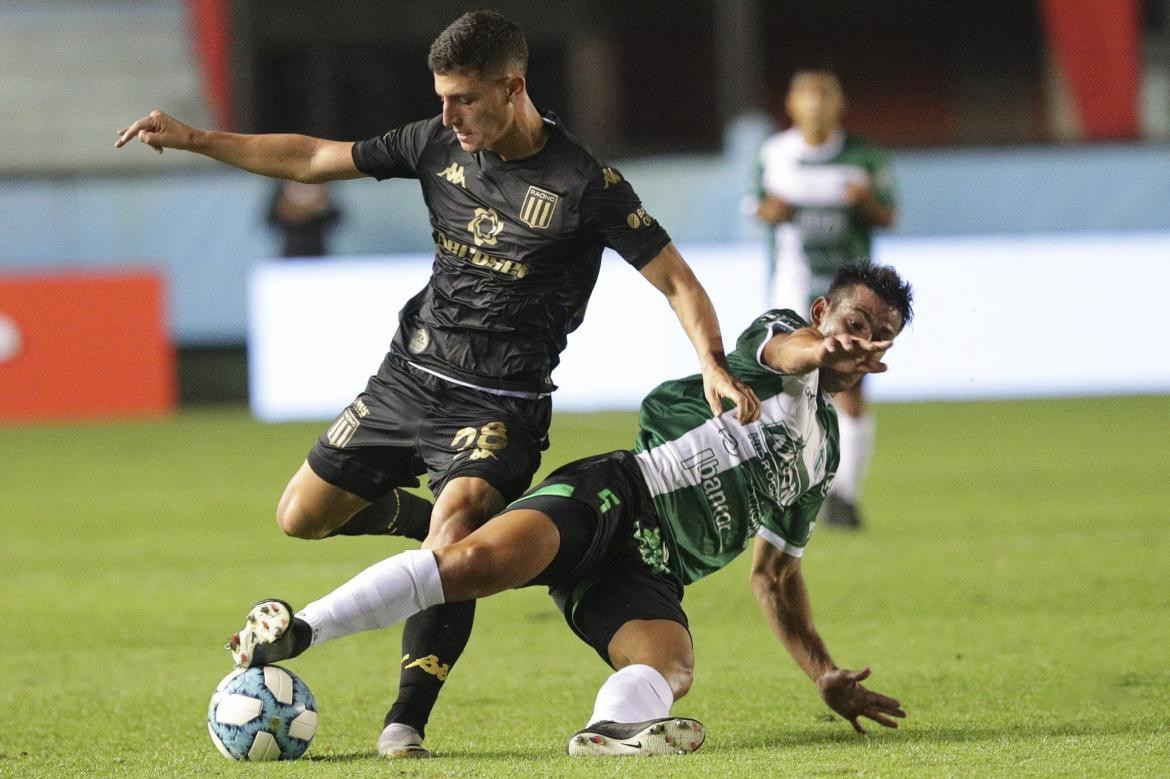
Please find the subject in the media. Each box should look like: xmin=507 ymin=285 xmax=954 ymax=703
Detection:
xmin=406 ymin=361 xmax=551 ymax=400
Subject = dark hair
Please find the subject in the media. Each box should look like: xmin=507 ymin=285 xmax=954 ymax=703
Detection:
xmin=428 ymin=11 xmax=528 ymax=78
xmin=826 ymin=263 xmax=914 ymax=328
xmin=789 ymin=62 xmax=843 ymax=90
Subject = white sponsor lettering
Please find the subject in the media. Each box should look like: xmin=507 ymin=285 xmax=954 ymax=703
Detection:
xmin=684 ymin=448 xmax=733 ymax=531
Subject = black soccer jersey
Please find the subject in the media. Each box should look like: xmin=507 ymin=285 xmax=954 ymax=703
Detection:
xmin=352 ymin=113 xmax=671 ymax=394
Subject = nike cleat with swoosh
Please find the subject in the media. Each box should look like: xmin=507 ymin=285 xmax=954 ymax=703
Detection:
xmin=566 ymin=717 xmax=705 ymax=756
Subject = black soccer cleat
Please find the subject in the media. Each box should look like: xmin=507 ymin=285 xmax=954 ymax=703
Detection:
xmin=820 ymin=494 xmax=863 ymax=529
xmin=566 ymin=717 xmax=705 ymax=756
xmin=226 ymin=598 xmax=298 ymax=668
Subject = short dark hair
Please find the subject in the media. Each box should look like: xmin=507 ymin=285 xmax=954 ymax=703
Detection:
xmin=789 ymin=62 xmax=843 ymax=91
xmin=826 ymin=263 xmax=914 ymax=328
xmin=428 ymin=11 xmax=528 ymax=78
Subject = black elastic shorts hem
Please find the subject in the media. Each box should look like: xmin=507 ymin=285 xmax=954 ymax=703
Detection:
xmin=306 ymin=447 xmax=403 ymax=503
xmin=427 ymin=460 xmax=532 ymax=505
xmin=554 ymin=568 xmax=690 ymax=667
xmin=510 ymin=494 xmax=599 ymax=588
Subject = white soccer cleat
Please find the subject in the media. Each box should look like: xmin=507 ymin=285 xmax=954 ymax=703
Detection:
xmin=378 ymin=722 xmax=431 ymax=758
xmin=226 ymin=599 xmax=295 ymax=668
xmin=566 ymin=717 xmax=705 ymax=756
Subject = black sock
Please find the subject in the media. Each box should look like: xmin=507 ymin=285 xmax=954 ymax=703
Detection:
xmin=384 ymin=600 xmax=476 ymax=738
xmin=328 ymin=489 xmax=432 ymax=541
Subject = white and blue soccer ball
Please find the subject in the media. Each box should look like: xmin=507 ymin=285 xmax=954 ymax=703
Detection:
xmin=207 ymin=665 xmax=318 ymax=761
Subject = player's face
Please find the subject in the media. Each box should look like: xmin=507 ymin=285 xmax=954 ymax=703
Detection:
xmin=786 ymin=72 xmax=845 ymax=139
xmin=434 ymin=69 xmax=517 ymax=153
xmin=811 ymin=284 xmax=903 ymax=393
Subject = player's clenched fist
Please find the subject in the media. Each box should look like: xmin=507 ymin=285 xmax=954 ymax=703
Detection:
xmin=115 ymin=110 xmax=196 ymax=154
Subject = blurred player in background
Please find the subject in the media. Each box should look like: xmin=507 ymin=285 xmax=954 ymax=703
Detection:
xmin=266 ymin=181 xmax=342 ymax=258
xmin=117 ymin=9 xmax=758 ymax=759
xmin=227 ymin=264 xmax=913 ymax=756
xmin=748 ymin=68 xmax=896 ymax=529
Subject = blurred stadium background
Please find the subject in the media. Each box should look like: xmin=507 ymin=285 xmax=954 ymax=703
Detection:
xmin=2 ymin=0 xmax=1168 ymax=419
xmin=3 ymin=2 xmax=1169 ymax=775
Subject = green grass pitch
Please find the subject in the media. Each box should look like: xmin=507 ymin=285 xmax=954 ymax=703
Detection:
xmin=2 ymin=396 xmax=1168 ymax=777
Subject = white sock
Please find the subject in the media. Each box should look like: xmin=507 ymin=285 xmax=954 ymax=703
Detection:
xmin=587 ymin=664 xmax=674 ymax=726
xmin=296 ymin=549 xmax=445 ymax=646
xmin=830 ymin=412 xmax=875 ymax=503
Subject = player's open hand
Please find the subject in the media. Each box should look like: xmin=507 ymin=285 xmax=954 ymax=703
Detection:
xmin=115 ymin=110 xmax=195 ymax=154
xmin=816 ymin=334 xmax=891 ymax=376
xmin=845 ymin=181 xmax=874 ymax=206
xmin=817 ymin=667 xmax=906 ymax=734
xmin=756 ymin=195 xmax=792 ymax=224
xmin=702 ymin=365 xmax=761 ymax=424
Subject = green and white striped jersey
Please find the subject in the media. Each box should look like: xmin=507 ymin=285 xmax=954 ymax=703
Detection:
xmin=753 ymin=128 xmax=894 ymax=281
xmin=633 ymin=310 xmax=839 ymax=585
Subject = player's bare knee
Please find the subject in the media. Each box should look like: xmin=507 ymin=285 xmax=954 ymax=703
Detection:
xmin=435 ymin=539 xmax=500 ymax=597
xmin=275 ymin=497 xmax=328 ymax=540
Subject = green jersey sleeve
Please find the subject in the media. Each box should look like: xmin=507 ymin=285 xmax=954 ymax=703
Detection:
xmin=727 ymin=309 xmax=811 ymax=382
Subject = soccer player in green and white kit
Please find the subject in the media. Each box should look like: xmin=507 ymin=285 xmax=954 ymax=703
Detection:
xmin=119 ymin=11 xmax=758 ymax=758
xmin=229 ymin=264 xmax=911 ymax=756
xmin=749 ymin=69 xmax=896 ymax=529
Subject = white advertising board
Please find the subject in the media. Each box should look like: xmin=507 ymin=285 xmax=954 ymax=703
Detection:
xmin=249 ymin=234 xmax=1170 ymax=421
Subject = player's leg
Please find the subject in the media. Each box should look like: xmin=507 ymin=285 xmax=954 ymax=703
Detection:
xmin=552 ymin=540 xmax=705 ymax=756
xmin=382 ymin=384 xmax=552 ymax=756
xmin=592 ymin=619 xmax=695 ymax=721
xmin=378 ymin=476 xmax=503 ymax=757
xmin=226 ymin=505 xmax=564 ymax=669
xmin=274 ymin=368 xmax=441 ymax=543
xmin=227 ymin=467 xmax=613 ymax=666
xmin=274 ymin=461 xmax=432 ymax=542
xmin=824 ymin=378 xmax=874 ymax=528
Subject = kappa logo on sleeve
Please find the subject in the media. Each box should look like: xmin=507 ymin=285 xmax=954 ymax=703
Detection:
xmin=437 ymin=162 xmax=467 ymax=188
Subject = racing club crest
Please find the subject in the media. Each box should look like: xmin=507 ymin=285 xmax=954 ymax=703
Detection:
xmin=519 ymin=186 xmax=559 ymax=229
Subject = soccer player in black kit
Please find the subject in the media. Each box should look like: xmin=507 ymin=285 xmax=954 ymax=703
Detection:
xmin=117 ymin=10 xmax=759 ymax=758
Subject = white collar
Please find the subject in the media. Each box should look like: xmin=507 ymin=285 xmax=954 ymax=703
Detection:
xmin=781 ymin=127 xmax=846 ymax=163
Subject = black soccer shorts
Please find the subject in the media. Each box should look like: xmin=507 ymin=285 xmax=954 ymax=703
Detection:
xmin=307 ymin=353 xmax=551 ymax=503
xmin=510 ymin=451 xmax=691 ymax=666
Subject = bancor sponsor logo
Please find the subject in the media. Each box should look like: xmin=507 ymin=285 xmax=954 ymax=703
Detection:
xmin=0 ymin=312 xmax=22 ymax=364
xmin=682 ymin=448 xmax=733 ymax=532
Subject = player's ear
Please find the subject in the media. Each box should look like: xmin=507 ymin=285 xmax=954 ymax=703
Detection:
xmin=505 ymin=75 xmax=525 ymax=103
xmin=810 ymin=296 xmax=830 ymax=327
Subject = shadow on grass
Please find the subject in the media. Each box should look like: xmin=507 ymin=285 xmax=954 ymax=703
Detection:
xmin=720 ymin=719 xmax=1152 ymax=751
xmin=304 ymin=747 xmax=563 ymax=762
xmin=299 ymin=721 xmax=1155 ymax=763
xmin=304 ymin=751 xmax=375 ymax=762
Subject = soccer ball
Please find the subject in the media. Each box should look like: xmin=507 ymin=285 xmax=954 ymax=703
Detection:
xmin=207 ymin=665 xmax=318 ymax=761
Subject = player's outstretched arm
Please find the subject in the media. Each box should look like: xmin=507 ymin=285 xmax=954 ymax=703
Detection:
xmin=639 ymin=243 xmax=761 ymax=423
xmin=115 ymin=110 xmax=363 ymax=183
xmin=748 ymin=537 xmax=906 ymax=734
xmin=762 ymin=327 xmax=891 ymax=378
